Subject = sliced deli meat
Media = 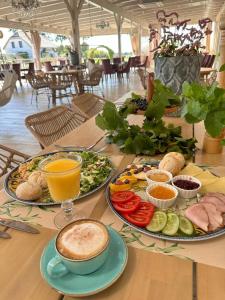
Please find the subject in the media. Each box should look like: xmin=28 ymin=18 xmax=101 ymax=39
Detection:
xmin=201 ymin=203 xmax=223 ymax=231
xmin=185 ymin=204 xmax=209 ymax=232
xmin=206 ymin=193 xmax=225 ymax=205
xmin=200 ymin=195 xmax=225 ymax=213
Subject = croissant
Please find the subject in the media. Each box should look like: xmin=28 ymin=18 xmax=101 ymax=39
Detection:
xmin=16 ymin=181 xmax=42 ymax=201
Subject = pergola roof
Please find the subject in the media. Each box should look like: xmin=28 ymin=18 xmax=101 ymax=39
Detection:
xmin=0 ymin=0 xmax=224 ymax=36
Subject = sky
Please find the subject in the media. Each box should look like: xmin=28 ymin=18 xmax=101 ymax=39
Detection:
xmin=0 ymin=28 xmax=149 ymax=54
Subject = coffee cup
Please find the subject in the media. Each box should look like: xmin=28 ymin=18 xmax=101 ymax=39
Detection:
xmin=47 ymin=219 xmax=110 ymax=277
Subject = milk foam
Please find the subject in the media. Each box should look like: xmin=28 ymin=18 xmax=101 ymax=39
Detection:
xmin=59 ymin=222 xmax=107 ymax=259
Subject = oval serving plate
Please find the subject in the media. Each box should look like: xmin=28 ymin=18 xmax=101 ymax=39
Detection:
xmin=4 ymin=150 xmax=114 ymax=206
xmin=105 ymin=164 xmax=225 ymax=242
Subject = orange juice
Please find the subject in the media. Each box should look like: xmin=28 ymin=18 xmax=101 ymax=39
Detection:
xmin=44 ymin=158 xmax=81 ymax=202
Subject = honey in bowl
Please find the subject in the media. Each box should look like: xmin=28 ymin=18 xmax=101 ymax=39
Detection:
xmin=148 ymin=173 xmax=169 ymax=182
xmin=149 ymin=185 xmax=175 ymax=200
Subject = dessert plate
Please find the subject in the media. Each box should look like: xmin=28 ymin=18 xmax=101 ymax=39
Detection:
xmin=40 ymin=227 xmax=128 ymax=297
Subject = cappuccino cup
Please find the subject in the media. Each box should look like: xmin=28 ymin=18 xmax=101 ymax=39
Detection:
xmin=47 ymin=219 xmax=110 ymax=277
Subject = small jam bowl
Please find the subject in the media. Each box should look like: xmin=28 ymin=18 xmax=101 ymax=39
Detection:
xmin=171 ymin=175 xmax=201 ymax=199
xmin=146 ymin=182 xmax=178 ymax=209
xmin=145 ymin=169 xmax=173 ymax=185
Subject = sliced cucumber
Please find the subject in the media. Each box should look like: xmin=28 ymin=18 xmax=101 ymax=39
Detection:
xmin=162 ymin=213 xmax=179 ymax=236
xmin=179 ymin=216 xmax=194 ymax=235
xmin=146 ymin=211 xmax=167 ymax=232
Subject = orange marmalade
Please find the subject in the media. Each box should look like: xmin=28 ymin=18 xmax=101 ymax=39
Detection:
xmin=149 ymin=186 xmax=175 ymax=200
xmin=148 ymin=173 xmax=169 ymax=182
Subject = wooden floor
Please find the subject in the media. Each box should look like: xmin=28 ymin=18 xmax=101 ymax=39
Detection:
xmin=0 ymin=73 xmax=142 ymax=155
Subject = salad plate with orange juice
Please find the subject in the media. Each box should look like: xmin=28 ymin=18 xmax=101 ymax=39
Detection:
xmin=4 ymin=150 xmax=113 ymax=206
xmin=105 ymin=152 xmax=225 ymax=242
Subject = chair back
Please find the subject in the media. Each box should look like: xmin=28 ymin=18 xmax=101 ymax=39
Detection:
xmin=102 ymin=59 xmax=114 ymax=74
xmin=90 ymin=69 xmax=103 ymax=84
xmin=123 ymin=58 xmax=132 ymax=73
xmin=207 ymin=55 xmax=215 ymax=68
xmin=25 ymin=106 xmax=87 ymax=148
xmin=0 ymin=70 xmax=18 ymax=107
xmin=72 ymin=93 xmax=106 ymax=119
xmin=59 ymin=60 xmax=66 ymax=66
xmin=0 ymin=144 xmax=29 ymax=177
xmin=26 ymin=73 xmax=48 ymax=89
xmin=28 ymin=62 xmax=35 ymax=75
xmin=113 ymin=57 xmax=121 ymax=64
xmin=130 ymin=57 xmax=136 ymax=67
xmin=44 ymin=61 xmax=53 ymax=72
xmin=12 ymin=63 xmax=21 ymax=79
xmin=134 ymin=56 xmax=141 ymax=66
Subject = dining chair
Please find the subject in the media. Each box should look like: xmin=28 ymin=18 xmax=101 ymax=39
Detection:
xmin=12 ymin=63 xmax=22 ymax=86
xmin=47 ymin=73 xmax=74 ymax=105
xmin=102 ymin=59 xmax=115 ymax=79
xmin=113 ymin=57 xmax=121 ymax=64
xmin=25 ymin=105 xmax=87 ymax=148
xmin=0 ymin=144 xmax=29 ymax=177
xmin=0 ymin=70 xmax=18 ymax=107
xmin=71 ymin=93 xmax=107 ymax=119
xmin=44 ymin=61 xmax=54 ymax=72
xmin=117 ymin=57 xmax=132 ymax=79
xmin=26 ymin=73 xmax=50 ymax=107
xmin=78 ymin=69 xmax=104 ymax=97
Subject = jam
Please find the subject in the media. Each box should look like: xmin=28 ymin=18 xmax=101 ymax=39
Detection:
xmin=173 ymin=179 xmax=199 ymax=190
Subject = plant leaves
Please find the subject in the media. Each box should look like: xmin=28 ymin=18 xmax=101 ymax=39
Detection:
xmin=204 ymin=110 xmax=225 ymax=137
xmin=219 ymin=64 xmax=225 ymax=72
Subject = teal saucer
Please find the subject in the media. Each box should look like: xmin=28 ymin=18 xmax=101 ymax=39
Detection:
xmin=40 ymin=227 xmax=128 ymax=297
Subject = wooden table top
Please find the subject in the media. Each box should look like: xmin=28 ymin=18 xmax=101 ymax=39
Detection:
xmin=200 ymin=67 xmax=216 ymax=75
xmin=1 ymin=102 xmax=225 ymax=300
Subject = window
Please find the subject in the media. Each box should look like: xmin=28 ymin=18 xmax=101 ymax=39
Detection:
xmin=18 ymin=41 xmax=23 ymax=48
xmin=11 ymin=41 xmax=15 ymax=48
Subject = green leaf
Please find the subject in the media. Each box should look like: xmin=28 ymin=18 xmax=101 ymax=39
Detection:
xmin=221 ymin=139 xmax=225 ymax=146
xmin=204 ymin=110 xmax=225 ymax=137
xmin=219 ymin=64 xmax=225 ymax=72
xmin=95 ymin=114 xmax=108 ymax=130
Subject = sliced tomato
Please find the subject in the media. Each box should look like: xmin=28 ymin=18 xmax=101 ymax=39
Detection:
xmin=123 ymin=212 xmax=150 ymax=227
xmin=111 ymin=191 xmax=135 ymax=203
xmin=138 ymin=202 xmax=155 ymax=217
xmin=113 ymin=196 xmax=141 ymax=213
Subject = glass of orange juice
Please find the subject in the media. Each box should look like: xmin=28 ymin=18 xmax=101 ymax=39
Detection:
xmin=39 ymin=153 xmax=84 ymax=228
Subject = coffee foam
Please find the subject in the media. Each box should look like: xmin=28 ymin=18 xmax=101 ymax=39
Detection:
xmin=57 ymin=220 xmax=108 ymax=260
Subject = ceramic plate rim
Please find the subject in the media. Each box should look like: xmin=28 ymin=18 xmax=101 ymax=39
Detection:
xmin=4 ymin=149 xmax=114 ymax=206
xmin=40 ymin=226 xmax=128 ymax=297
xmin=105 ymin=165 xmax=225 ymax=242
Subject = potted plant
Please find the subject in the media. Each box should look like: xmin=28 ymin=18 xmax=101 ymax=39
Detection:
xmin=181 ymin=76 xmax=225 ymax=154
xmin=149 ymin=11 xmax=212 ymax=95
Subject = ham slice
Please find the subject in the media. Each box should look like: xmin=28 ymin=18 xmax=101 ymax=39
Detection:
xmin=206 ymin=193 xmax=225 ymax=205
xmin=200 ymin=196 xmax=225 ymax=213
xmin=201 ymin=203 xmax=223 ymax=231
xmin=185 ymin=204 xmax=209 ymax=232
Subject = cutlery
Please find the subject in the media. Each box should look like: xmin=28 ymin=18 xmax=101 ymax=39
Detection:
xmin=0 ymin=219 xmax=40 ymax=234
xmin=54 ymin=134 xmax=106 ymax=151
xmin=0 ymin=231 xmax=11 ymax=239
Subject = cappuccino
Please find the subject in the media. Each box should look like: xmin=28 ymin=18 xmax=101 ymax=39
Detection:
xmin=57 ymin=220 xmax=109 ymax=260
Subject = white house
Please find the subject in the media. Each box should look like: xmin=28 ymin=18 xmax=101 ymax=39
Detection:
xmin=3 ymin=31 xmax=57 ymax=59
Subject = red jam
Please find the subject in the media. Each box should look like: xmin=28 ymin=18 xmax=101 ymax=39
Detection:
xmin=174 ymin=179 xmax=199 ymax=190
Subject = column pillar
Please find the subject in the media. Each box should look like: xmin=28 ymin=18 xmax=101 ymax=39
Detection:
xmin=205 ymin=23 xmax=212 ymax=53
xmin=138 ymin=25 xmax=142 ymax=56
xmin=114 ymin=13 xmax=124 ymax=58
xmin=64 ymin=0 xmax=84 ymax=62
xmin=24 ymin=30 xmax=41 ymax=70
xmin=218 ymin=23 xmax=225 ymax=88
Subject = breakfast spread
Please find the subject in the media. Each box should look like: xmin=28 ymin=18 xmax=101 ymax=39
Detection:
xmin=107 ymin=152 xmax=225 ymax=240
xmin=6 ymin=151 xmax=113 ymax=204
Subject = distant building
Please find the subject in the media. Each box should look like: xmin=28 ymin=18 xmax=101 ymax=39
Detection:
xmin=3 ymin=31 xmax=57 ymax=59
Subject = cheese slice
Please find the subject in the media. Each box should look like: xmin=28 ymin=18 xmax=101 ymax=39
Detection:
xmin=201 ymin=177 xmax=225 ymax=194
xmin=196 ymin=170 xmax=219 ymax=186
xmin=179 ymin=163 xmax=203 ymax=177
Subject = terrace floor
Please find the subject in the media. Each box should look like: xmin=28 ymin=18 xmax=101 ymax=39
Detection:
xmin=0 ymin=73 xmax=143 ymax=155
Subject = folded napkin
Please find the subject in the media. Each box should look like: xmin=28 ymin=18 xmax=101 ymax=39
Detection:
xmin=179 ymin=163 xmax=225 ymax=194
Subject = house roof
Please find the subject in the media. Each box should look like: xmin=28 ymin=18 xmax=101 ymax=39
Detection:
xmin=3 ymin=31 xmax=57 ymax=49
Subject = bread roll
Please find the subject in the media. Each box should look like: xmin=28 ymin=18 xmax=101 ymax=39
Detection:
xmin=159 ymin=156 xmax=181 ymax=176
xmin=28 ymin=171 xmax=47 ymax=188
xmin=16 ymin=181 xmax=42 ymax=201
xmin=163 ymin=152 xmax=185 ymax=169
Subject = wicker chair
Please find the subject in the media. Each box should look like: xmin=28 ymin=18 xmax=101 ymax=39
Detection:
xmin=25 ymin=105 xmax=87 ymax=148
xmin=26 ymin=73 xmax=50 ymax=107
xmin=0 ymin=70 xmax=18 ymax=107
xmin=78 ymin=69 xmax=104 ymax=97
xmin=71 ymin=93 xmax=107 ymax=119
xmin=0 ymin=144 xmax=29 ymax=177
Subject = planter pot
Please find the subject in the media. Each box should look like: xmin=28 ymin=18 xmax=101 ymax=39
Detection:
xmin=154 ymin=55 xmax=202 ymax=95
xmin=203 ymin=133 xmax=223 ymax=154
xmin=69 ymin=51 xmax=79 ymax=66
xmin=164 ymin=106 xmax=180 ymax=117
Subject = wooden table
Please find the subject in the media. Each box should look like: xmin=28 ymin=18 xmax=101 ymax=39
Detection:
xmin=1 ymin=107 xmax=225 ymax=300
xmin=45 ymin=70 xmax=81 ymax=105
